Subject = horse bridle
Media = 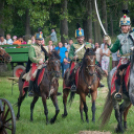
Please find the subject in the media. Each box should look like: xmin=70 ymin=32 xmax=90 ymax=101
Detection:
xmin=86 ymin=56 xmax=95 ymax=76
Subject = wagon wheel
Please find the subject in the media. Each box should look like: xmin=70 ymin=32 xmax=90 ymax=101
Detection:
xmin=13 ymin=65 xmax=25 ymax=78
xmin=0 ymin=99 xmax=16 ymax=134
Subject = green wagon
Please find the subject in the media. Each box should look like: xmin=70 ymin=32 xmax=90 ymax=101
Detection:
xmin=1 ymin=44 xmax=30 ymax=77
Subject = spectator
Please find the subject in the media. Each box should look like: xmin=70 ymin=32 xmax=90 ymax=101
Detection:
xmin=88 ymin=39 xmax=94 ymax=48
xmin=100 ymin=44 xmax=110 ymax=76
xmin=50 ymin=29 xmax=57 ymax=43
xmin=65 ymin=39 xmax=73 ymax=52
xmin=100 ymin=38 xmax=106 ymax=49
xmin=112 ymin=52 xmax=118 ymax=68
xmin=31 ymin=36 xmax=35 ymax=44
xmin=48 ymin=40 xmax=53 ymax=52
xmin=63 ymin=51 xmax=70 ymax=73
xmin=21 ymin=37 xmax=27 ymax=44
xmin=13 ymin=37 xmax=22 ymax=48
xmin=6 ymin=34 xmax=13 ymax=45
xmin=13 ymin=36 xmax=17 ymax=42
xmin=0 ymin=35 xmax=6 ymax=45
xmin=55 ymin=42 xmax=67 ymax=78
xmin=95 ymin=42 xmax=101 ymax=67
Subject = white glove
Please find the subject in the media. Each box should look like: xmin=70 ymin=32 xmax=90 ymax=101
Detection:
xmin=104 ymin=35 xmax=111 ymax=45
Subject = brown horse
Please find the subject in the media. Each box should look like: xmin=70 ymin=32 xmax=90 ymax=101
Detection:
xmin=16 ymin=51 xmax=61 ymax=124
xmin=62 ymin=48 xmax=104 ymax=123
xmin=0 ymin=48 xmax=11 ymax=62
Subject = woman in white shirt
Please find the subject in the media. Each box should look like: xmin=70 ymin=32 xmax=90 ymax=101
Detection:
xmin=100 ymin=44 xmax=111 ymax=76
xmin=95 ymin=43 xmax=101 ymax=66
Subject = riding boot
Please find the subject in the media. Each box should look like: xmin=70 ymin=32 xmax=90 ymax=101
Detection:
xmin=28 ymin=81 xmax=34 ymax=96
xmin=71 ymin=81 xmax=77 ymax=92
xmin=99 ymin=82 xmax=105 ymax=88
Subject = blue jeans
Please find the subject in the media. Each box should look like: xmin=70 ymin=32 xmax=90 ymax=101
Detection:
xmin=60 ymin=62 xmax=64 ymax=78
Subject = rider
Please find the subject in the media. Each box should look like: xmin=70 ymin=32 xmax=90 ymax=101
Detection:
xmin=69 ymin=26 xmax=104 ymax=92
xmin=105 ymin=10 xmax=134 ymax=101
xmin=27 ymin=32 xmax=48 ymax=96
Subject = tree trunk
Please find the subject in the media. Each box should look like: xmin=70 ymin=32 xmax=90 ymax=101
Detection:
xmin=85 ymin=0 xmax=92 ymax=41
xmin=122 ymin=0 xmax=128 ymax=9
xmin=0 ymin=1 xmax=4 ymax=36
xmin=102 ymin=0 xmax=108 ymax=33
xmin=92 ymin=0 xmax=102 ymax=44
xmin=25 ymin=9 xmax=31 ymax=42
xmin=60 ymin=0 xmax=68 ymax=44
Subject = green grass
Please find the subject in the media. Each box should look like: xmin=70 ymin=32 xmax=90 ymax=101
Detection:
xmin=0 ymin=74 xmax=134 ymax=134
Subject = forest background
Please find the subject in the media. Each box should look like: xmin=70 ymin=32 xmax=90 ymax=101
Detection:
xmin=0 ymin=0 xmax=134 ymax=44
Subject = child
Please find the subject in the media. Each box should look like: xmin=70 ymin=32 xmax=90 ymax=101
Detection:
xmin=63 ymin=51 xmax=70 ymax=73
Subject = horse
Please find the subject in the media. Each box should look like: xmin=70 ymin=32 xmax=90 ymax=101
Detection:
xmin=62 ymin=48 xmax=104 ymax=123
xmin=0 ymin=48 xmax=11 ymax=63
xmin=100 ymin=48 xmax=134 ymax=133
xmin=16 ymin=50 xmax=61 ymax=124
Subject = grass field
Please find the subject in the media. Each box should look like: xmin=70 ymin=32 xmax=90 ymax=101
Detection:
xmin=0 ymin=72 xmax=134 ymax=134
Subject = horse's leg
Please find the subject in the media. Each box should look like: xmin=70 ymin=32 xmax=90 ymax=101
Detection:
xmin=16 ymin=93 xmax=26 ymax=120
xmin=112 ymin=95 xmax=124 ymax=133
xmin=80 ymin=93 xmax=89 ymax=123
xmin=123 ymin=104 xmax=131 ymax=130
xmin=50 ymin=94 xmax=60 ymax=124
xmin=91 ymin=90 xmax=97 ymax=123
xmin=41 ymin=93 xmax=49 ymax=124
xmin=80 ymin=96 xmax=84 ymax=122
xmin=62 ymin=89 xmax=69 ymax=117
xmin=30 ymin=96 xmax=39 ymax=121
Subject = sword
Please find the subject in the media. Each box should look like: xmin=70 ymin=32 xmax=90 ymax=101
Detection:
xmin=94 ymin=0 xmax=107 ymax=35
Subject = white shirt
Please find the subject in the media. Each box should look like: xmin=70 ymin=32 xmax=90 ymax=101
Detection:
xmin=95 ymin=48 xmax=101 ymax=62
xmin=101 ymin=43 xmax=105 ymax=49
xmin=6 ymin=39 xmax=13 ymax=45
xmin=0 ymin=39 xmax=7 ymax=45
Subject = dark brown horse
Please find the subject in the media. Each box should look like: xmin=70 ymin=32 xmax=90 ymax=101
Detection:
xmin=62 ymin=48 xmax=104 ymax=123
xmin=0 ymin=48 xmax=11 ymax=62
xmin=16 ymin=51 xmax=61 ymax=124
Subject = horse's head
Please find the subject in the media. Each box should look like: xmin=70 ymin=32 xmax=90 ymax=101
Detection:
xmin=47 ymin=50 xmax=61 ymax=78
xmin=82 ymin=48 xmax=96 ymax=75
xmin=0 ymin=48 xmax=11 ymax=63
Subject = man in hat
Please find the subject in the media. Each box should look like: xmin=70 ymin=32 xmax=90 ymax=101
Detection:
xmin=27 ymin=32 xmax=48 ymax=96
xmin=105 ymin=10 xmax=134 ymax=101
xmin=68 ymin=27 xmax=104 ymax=92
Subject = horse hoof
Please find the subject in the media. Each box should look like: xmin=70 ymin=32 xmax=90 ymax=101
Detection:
xmin=50 ymin=118 xmax=55 ymax=124
xmin=46 ymin=121 xmax=49 ymax=125
xmin=16 ymin=115 xmax=20 ymax=120
xmin=30 ymin=118 xmax=33 ymax=122
xmin=86 ymin=119 xmax=89 ymax=123
xmin=62 ymin=113 xmax=67 ymax=118
xmin=92 ymin=119 xmax=95 ymax=123
xmin=114 ymin=127 xmax=124 ymax=133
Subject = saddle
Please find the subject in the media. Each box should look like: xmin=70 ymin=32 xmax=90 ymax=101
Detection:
xmin=111 ymin=64 xmax=130 ymax=96
xmin=22 ymin=67 xmax=46 ymax=96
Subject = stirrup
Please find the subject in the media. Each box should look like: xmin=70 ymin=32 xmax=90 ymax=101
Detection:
xmin=28 ymin=91 xmax=34 ymax=97
xmin=114 ymin=93 xmax=122 ymax=102
xmin=70 ymin=84 xmax=77 ymax=92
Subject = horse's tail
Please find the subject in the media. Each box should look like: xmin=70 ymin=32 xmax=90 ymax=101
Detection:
xmin=99 ymin=76 xmax=113 ymax=126
xmin=68 ymin=91 xmax=75 ymax=106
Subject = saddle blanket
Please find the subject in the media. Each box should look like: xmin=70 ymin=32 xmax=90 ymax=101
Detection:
xmin=111 ymin=64 xmax=130 ymax=95
xmin=22 ymin=68 xmax=45 ymax=95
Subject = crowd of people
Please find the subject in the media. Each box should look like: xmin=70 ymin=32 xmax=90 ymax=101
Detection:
xmin=0 ymin=28 xmax=119 ymax=78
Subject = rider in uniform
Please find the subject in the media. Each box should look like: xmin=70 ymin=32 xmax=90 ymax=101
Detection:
xmin=105 ymin=10 xmax=134 ymax=101
xmin=27 ymin=32 xmax=48 ymax=96
xmin=68 ymin=27 xmax=104 ymax=92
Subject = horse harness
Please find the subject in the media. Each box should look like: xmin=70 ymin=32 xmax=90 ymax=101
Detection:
xmin=82 ymin=56 xmax=96 ymax=97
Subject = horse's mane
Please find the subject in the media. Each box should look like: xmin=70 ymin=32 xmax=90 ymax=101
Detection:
xmin=50 ymin=50 xmax=60 ymax=60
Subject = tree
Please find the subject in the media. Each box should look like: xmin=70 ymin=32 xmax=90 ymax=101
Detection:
xmin=60 ymin=0 xmax=68 ymax=44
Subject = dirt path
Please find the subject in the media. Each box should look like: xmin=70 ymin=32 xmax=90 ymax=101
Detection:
xmin=79 ymin=130 xmax=111 ymax=134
